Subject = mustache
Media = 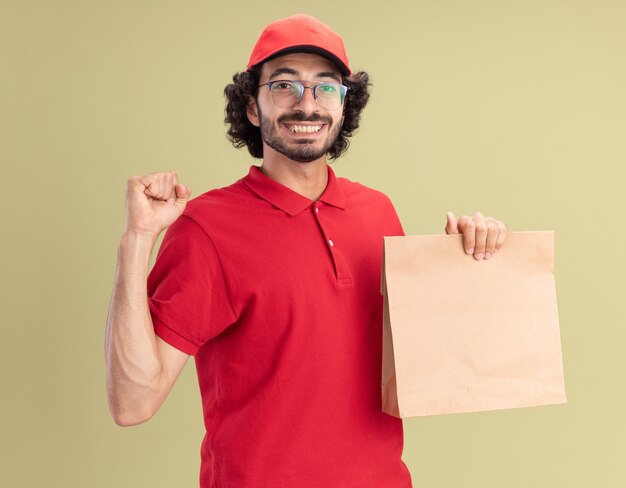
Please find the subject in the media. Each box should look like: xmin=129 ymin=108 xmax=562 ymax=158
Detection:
xmin=278 ymin=113 xmax=332 ymax=125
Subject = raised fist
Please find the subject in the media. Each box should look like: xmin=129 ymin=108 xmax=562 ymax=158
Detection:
xmin=124 ymin=171 xmax=192 ymax=237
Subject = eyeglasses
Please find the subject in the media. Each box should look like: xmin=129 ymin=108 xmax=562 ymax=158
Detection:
xmin=257 ymin=80 xmax=349 ymax=110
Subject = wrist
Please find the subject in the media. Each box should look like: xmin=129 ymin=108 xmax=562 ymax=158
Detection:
xmin=119 ymin=229 xmax=159 ymax=253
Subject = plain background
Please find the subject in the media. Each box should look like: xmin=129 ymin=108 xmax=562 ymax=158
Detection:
xmin=1 ymin=0 xmax=624 ymax=486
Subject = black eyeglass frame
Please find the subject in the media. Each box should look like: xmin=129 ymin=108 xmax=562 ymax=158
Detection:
xmin=257 ymin=79 xmax=349 ymax=109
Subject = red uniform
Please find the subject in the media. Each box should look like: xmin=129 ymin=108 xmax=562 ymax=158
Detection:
xmin=148 ymin=164 xmax=412 ymax=487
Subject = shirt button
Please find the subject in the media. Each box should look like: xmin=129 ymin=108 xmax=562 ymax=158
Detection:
xmin=328 ymin=239 xmax=334 ymax=247
xmin=315 ymin=207 xmax=319 ymax=213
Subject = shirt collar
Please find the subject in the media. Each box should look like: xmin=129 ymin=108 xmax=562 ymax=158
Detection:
xmin=241 ymin=164 xmax=347 ymax=216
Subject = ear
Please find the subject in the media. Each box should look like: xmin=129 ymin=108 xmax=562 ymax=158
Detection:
xmin=246 ymin=95 xmax=260 ymax=127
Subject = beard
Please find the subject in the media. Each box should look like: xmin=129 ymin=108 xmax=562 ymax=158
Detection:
xmin=257 ymin=105 xmax=341 ymax=163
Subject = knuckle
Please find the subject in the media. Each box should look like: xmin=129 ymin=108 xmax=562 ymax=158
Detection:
xmin=462 ymin=219 xmax=475 ymax=230
xmin=475 ymin=223 xmax=487 ymax=233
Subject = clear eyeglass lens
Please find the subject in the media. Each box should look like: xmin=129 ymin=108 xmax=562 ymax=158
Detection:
xmin=269 ymin=81 xmax=346 ymax=110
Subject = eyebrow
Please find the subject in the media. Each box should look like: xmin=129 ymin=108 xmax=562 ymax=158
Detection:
xmin=268 ymin=67 xmax=341 ymax=83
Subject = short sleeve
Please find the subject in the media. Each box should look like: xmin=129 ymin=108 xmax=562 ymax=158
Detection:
xmin=383 ymin=195 xmax=405 ymax=237
xmin=147 ymin=215 xmax=237 ymax=355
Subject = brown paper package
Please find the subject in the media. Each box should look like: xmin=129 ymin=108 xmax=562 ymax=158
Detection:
xmin=381 ymin=231 xmax=567 ymax=418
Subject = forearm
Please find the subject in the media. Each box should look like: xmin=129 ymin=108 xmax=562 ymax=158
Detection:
xmin=105 ymin=230 xmax=164 ymax=425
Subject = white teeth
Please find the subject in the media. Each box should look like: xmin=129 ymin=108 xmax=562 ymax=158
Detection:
xmin=287 ymin=125 xmax=322 ymax=133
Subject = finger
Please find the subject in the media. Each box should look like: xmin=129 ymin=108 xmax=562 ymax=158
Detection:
xmin=160 ymin=172 xmax=171 ymax=200
xmin=170 ymin=171 xmax=179 ymax=199
xmin=128 ymin=174 xmax=149 ymax=197
xmin=445 ymin=211 xmax=459 ymax=234
xmin=164 ymin=172 xmax=174 ymax=201
xmin=155 ymin=173 xmax=167 ymax=201
xmin=151 ymin=172 xmax=165 ymax=199
xmin=495 ymin=221 xmax=507 ymax=251
xmin=484 ymin=218 xmax=499 ymax=259
xmin=143 ymin=173 xmax=161 ymax=199
xmin=457 ymin=215 xmax=475 ymax=255
xmin=473 ymin=211 xmax=488 ymax=260
xmin=170 ymin=174 xmax=179 ymax=198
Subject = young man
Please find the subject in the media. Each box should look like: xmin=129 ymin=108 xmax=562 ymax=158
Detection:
xmin=105 ymin=14 xmax=508 ymax=488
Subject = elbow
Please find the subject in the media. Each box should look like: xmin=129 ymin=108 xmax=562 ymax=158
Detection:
xmin=107 ymin=393 xmax=157 ymax=427
xmin=112 ymin=412 xmax=151 ymax=427
xmin=110 ymin=405 xmax=155 ymax=427
xmin=106 ymin=370 xmax=164 ymax=427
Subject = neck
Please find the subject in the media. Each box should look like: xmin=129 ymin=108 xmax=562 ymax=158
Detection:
xmin=259 ymin=150 xmax=329 ymax=201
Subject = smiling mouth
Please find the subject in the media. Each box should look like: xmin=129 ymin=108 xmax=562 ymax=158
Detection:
xmin=283 ymin=123 xmax=325 ymax=134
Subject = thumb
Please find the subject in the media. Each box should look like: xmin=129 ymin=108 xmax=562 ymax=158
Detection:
xmin=445 ymin=211 xmax=459 ymax=234
xmin=173 ymin=183 xmax=191 ymax=210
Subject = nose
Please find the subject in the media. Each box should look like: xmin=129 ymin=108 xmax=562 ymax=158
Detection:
xmin=294 ymin=85 xmax=319 ymax=112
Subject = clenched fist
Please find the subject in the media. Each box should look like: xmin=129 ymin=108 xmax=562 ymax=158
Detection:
xmin=124 ymin=171 xmax=191 ymax=238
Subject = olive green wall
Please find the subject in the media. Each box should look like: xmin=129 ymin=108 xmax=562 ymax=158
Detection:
xmin=1 ymin=0 xmax=624 ymax=486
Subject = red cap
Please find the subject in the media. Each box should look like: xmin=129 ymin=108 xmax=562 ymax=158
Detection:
xmin=247 ymin=14 xmax=351 ymax=76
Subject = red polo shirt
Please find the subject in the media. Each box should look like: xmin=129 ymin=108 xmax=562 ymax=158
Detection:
xmin=147 ymin=164 xmax=412 ymax=488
